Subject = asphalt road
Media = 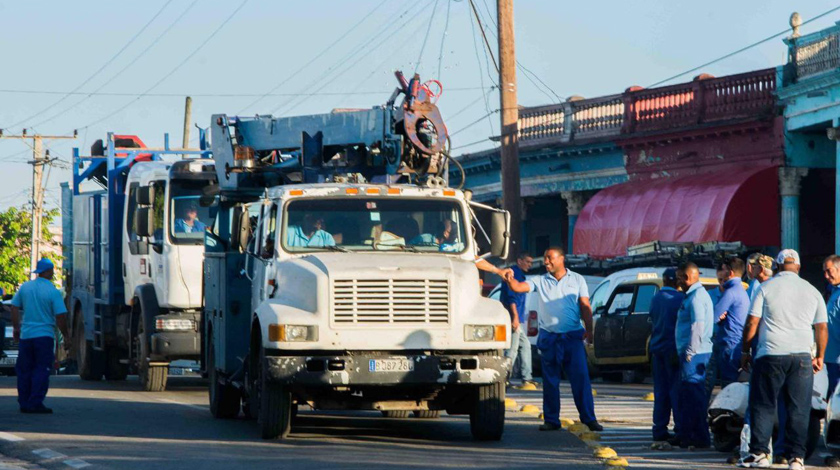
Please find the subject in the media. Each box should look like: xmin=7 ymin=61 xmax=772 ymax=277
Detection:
xmin=0 ymin=376 xmax=601 ymax=470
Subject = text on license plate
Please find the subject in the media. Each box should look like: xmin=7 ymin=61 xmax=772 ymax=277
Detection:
xmin=369 ymin=359 xmax=414 ymax=372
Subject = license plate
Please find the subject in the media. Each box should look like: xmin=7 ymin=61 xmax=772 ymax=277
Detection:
xmin=369 ymin=359 xmax=414 ymax=372
xmin=0 ymin=357 xmax=16 ymax=365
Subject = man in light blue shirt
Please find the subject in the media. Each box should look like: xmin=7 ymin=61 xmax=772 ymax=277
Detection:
xmin=675 ymin=262 xmax=713 ymax=448
xmin=286 ymin=215 xmax=335 ymax=248
xmin=10 ymin=259 xmax=69 ymax=414
xmin=823 ymin=255 xmax=840 ymax=396
xmin=504 ymin=247 xmax=601 ymax=432
xmin=739 ymin=249 xmax=828 ymax=468
xmin=173 ymin=204 xmax=206 ymax=233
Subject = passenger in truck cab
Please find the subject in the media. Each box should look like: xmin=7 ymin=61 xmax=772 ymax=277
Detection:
xmin=174 ymin=203 xmax=207 ymax=233
xmin=287 ymin=214 xmax=335 ymax=247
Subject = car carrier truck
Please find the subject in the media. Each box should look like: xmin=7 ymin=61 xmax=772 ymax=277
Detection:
xmin=63 ymin=133 xmax=217 ymax=391
xmin=204 ymin=72 xmax=512 ymax=440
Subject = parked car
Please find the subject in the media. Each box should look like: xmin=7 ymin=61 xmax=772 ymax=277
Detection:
xmin=587 ymin=273 xmax=727 ymax=382
xmin=0 ymin=325 xmax=18 ymax=376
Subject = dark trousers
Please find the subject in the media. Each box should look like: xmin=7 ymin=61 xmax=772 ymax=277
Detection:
xmin=704 ymin=343 xmax=742 ymax=405
xmin=16 ymin=336 xmax=54 ymax=410
xmin=749 ymin=354 xmax=813 ymax=459
xmin=538 ymin=329 xmax=597 ymax=426
xmin=651 ymin=351 xmax=681 ymax=440
xmin=678 ymin=352 xmax=711 ymax=446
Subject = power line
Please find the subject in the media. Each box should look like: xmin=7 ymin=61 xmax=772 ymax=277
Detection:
xmin=0 ymin=86 xmax=490 ymax=98
xmin=414 ymin=0 xmax=441 ymax=75
xmin=649 ymin=5 xmax=840 ymax=87
xmin=4 ymin=1 xmax=174 ymax=131
xmin=451 ymin=137 xmax=492 ymax=151
xmin=450 ymin=109 xmax=500 ymax=136
xmin=466 ymin=1 xmax=498 ymax=138
xmin=437 ymin=0 xmax=453 ymax=80
xmin=446 ymin=86 xmax=497 ymax=121
xmin=74 ymin=0 xmax=250 ymax=133
xmin=236 ymin=0 xmax=393 ymax=114
xmin=29 ymin=0 xmax=199 ymax=130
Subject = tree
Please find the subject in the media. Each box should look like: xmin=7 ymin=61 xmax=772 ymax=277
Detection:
xmin=0 ymin=206 xmax=61 ymax=293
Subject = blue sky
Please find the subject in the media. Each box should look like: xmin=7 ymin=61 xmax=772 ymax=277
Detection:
xmin=0 ymin=0 xmax=835 ymax=214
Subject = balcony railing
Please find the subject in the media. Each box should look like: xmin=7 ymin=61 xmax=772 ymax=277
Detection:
xmin=516 ymin=68 xmax=776 ymax=145
xmin=789 ymin=29 xmax=840 ymax=82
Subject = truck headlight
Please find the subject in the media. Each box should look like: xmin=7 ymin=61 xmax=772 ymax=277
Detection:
xmin=464 ymin=325 xmax=506 ymax=342
xmin=268 ymin=324 xmax=318 ymax=342
xmin=155 ymin=317 xmax=196 ymax=331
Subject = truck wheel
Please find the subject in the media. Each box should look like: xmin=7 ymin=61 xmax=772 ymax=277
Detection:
xmin=208 ymin=339 xmax=240 ymax=419
xmin=105 ymin=351 xmax=128 ymax=381
xmin=259 ymin=347 xmax=292 ymax=439
xmin=413 ymin=410 xmax=441 ymax=419
xmin=137 ymin=321 xmax=167 ymax=392
xmin=381 ymin=410 xmax=411 ymax=418
xmin=712 ymin=428 xmax=740 ymax=453
xmin=806 ymin=414 xmax=821 ymax=459
xmin=470 ymin=381 xmax=505 ymax=441
xmin=75 ymin=314 xmax=103 ymax=381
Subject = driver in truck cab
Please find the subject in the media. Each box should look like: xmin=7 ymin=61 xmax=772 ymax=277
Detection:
xmin=287 ymin=214 xmax=335 ymax=247
xmin=174 ymin=203 xmax=207 ymax=233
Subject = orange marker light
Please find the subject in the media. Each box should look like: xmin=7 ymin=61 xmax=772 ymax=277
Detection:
xmin=387 ymin=187 xmax=401 ymax=195
xmin=365 ymin=188 xmax=381 ymax=195
xmin=443 ymin=190 xmax=456 ymax=197
xmin=494 ymin=325 xmax=507 ymax=342
xmin=268 ymin=324 xmax=284 ymax=342
xmin=288 ymin=189 xmax=304 ymax=196
xmin=345 ymin=188 xmax=359 ymax=195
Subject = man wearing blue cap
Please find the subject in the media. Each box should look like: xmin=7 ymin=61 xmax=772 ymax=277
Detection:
xmin=10 ymin=258 xmax=70 ymax=414
xmin=649 ymin=268 xmax=685 ymax=443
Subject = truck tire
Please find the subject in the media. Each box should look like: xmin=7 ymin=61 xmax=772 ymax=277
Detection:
xmin=75 ymin=314 xmax=103 ymax=381
xmin=137 ymin=321 xmax=168 ymax=392
xmin=470 ymin=381 xmax=505 ymax=441
xmin=381 ymin=410 xmax=411 ymax=418
xmin=258 ymin=347 xmax=292 ymax=439
xmin=413 ymin=410 xmax=441 ymax=419
xmin=208 ymin=338 xmax=240 ymax=419
xmin=105 ymin=351 xmax=128 ymax=381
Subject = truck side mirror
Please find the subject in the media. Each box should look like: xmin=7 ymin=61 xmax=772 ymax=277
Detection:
xmin=136 ymin=207 xmax=154 ymax=238
xmin=136 ymin=186 xmax=154 ymax=206
xmin=489 ymin=211 xmax=510 ymax=259
xmin=231 ymin=206 xmax=251 ymax=253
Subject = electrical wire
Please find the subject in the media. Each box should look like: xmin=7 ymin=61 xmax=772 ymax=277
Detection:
xmin=0 ymin=86 xmax=490 ymax=98
xmin=414 ymin=0 xmax=441 ymax=75
xmin=446 ymin=86 xmax=497 ymax=121
xmin=450 ymin=109 xmax=499 ymax=137
xmin=649 ymin=5 xmax=840 ymax=87
xmin=436 ymin=0 xmax=453 ymax=81
xmin=467 ymin=3 xmax=498 ymax=138
xmin=4 ymin=0 xmax=174 ymax=131
xmin=451 ymin=137 xmax=490 ymax=151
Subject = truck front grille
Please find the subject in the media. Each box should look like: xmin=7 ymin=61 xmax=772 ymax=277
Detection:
xmin=333 ymin=279 xmax=450 ymax=324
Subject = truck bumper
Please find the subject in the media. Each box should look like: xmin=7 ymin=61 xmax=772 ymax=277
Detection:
xmin=264 ymin=353 xmax=509 ymax=387
xmin=150 ymin=331 xmax=200 ymax=361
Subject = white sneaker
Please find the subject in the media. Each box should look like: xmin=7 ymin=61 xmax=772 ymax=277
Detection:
xmin=738 ymin=453 xmax=771 ymax=468
xmin=788 ymin=457 xmax=805 ymax=470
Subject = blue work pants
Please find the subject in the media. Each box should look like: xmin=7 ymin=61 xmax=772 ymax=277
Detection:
xmin=678 ymin=351 xmax=711 ymax=446
xmin=16 ymin=336 xmax=54 ymax=411
xmin=749 ymin=354 xmax=812 ymax=460
xmin=506 ymin=326 xmax=533 ymax=382
xmin=651 ymin=350 xmax=681 ymax=441
xmin=538 ymin=329 xmax=596 ymax=426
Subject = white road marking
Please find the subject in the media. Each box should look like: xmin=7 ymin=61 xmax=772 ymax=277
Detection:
xmin=32 ymin=448 xmax=68 ymax=460
xmin=63 ymin=458 xmax=92 ymax=469
xmin=0 ymin=432 xmax=25 ymax=442
xmin=155 ymin=398 xmax=208 ymax=411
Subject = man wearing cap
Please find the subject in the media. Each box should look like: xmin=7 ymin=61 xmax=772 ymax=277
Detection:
xmin=174 ymin=203 xmax=206 ymax=233
xmin=504 ymin=246 xmax=602 ymax=432
xmin=738 ymin=250 xmax=827 ymax=470
xmin=823 ymin=254 xmax=840 ymax=396
xmin=649 ymin=268 xmax=685 ymax=443
xmin=710 ymin=257 xmax=750 ymax=389
xmin=675 ymin=262 xmax=714 ymax=448
xmin=10 ymin=258 xmax=70 ymax=414
xmin=747 ymin=255 xmax=775 ymax=301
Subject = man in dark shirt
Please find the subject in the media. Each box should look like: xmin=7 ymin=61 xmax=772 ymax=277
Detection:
xmin=649 ymin=268 xmax=686 ymax=442
xmin=501 ymin=253 xmax=534 ymax=386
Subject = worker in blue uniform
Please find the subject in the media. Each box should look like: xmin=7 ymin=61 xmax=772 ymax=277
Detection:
xmin=649 ymin=268 xmax=685 ymax=442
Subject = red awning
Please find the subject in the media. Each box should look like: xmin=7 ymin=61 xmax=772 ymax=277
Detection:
xmin=573 ymin=166 xmax=780 ymax=258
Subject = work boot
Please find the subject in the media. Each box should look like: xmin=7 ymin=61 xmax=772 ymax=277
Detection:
xmin=585 ymin=420 xmax=603 ymax=432
xmin=539 ymin=422 xmax=561 ymax=431
xmin=22 ymin=405 xmax=53 ymax=414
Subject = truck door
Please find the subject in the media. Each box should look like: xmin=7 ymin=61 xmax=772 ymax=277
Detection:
xmin=123 ymin=183 xmax=151 ymax=300
xmin=594 ymin=284 xmax=634 ymax=359
xmin=620 ymin=284 xmax=658 ymax=358
xmin=249 ymin=202 xmax=277 ymax=309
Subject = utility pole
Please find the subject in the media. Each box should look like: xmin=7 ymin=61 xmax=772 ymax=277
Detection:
xmin=182 ymin=96 xmax=193 ymax=156
xmin=0 ymin=129 xmax=76 ymax=278
xmin=497 ymin=0 xmax=521 ymax=261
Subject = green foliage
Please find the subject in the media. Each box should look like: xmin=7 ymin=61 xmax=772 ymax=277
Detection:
xmin=0 ymin=206 xmax=62 ymax=293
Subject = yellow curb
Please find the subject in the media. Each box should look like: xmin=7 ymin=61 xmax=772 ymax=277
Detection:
xmin=642 ymin=392 xmax=655 ymax=401
xmin=515 ymin=382 xmax=538 ymax=391
xmin=592 ymin=389 xmax=598 ymax=397
xmin=520 ymin=404 xmax=540 ymax=414
xmin=567 ymin=423 xmax=590 ymax=433
xmin=560 ymin=418 xmax=575 ymax=428
xmin=605 ymin=457 xmax=629 ymax=467
xmin=504 ymin=398 xmax=518 ymax=410
xmin=578 ymin=431 xmax=601 ymax=441
xmin=593 ymin=447 xmax=618 ymax=459
xmin=538 ymin=412 xmax=544 ymax=420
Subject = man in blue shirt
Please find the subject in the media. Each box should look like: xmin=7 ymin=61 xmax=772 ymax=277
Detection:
xmin=710 ymin=257 xmax=750 ymax=389
xmin=501 ymin=253 xmax=535 ymax=387
xmin=675 ymin=262 xmax=714 ymax=448
xmin=823 ymin=254 xmax=840 ymax=396
xmin=286 ymin=215 xmax=335 ymax=248
xmin=10 ymin=259 xmax=70 ymax=414
xmin=504 ymin=247 xmax=602 ymax=432
xmin=649 ymin=268 xmax=686 ymax=442
xmin=173 ymin=204 xmax=207 ymax=233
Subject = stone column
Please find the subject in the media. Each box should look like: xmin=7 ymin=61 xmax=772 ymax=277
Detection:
xmin=561 ymin=191 xmax=589 ymax=254
xmin=778 ymin=167 xmax=808 ymax=251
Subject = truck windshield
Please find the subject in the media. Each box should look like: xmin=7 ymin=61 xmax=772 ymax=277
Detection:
xmin=169 ymin=179 xmax=218 ymax=244
xmin=282 ymin=198 xmax=467 ymax=254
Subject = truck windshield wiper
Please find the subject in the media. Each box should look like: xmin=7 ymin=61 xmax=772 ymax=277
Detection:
xmin=323 ymin=245 xmax=352 ymax=253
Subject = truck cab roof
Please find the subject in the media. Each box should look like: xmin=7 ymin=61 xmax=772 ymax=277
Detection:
xmin=265 ymin=183 xmax=464 ymax=200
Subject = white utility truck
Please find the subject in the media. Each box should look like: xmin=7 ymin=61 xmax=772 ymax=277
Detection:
xmin=204 ymin=72 xmax=512 ymax=440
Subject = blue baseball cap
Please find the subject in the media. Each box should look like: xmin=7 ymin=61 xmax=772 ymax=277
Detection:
xmin=33 ymin=258 xmax=54 ymax=274
xmin=662 ymin=268 xmax=678 ymax=280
